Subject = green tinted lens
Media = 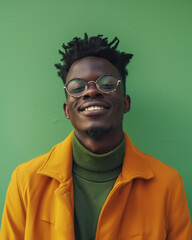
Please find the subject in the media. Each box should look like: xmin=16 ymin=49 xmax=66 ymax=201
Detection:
xmin=67 ymin=79 xmax=86 ymax=96
xmin=97 ymin=75 xmax=118 ymax=92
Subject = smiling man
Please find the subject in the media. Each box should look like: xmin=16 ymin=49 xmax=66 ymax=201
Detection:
xmin=63 ymin=56 xmax=130 ymax=154
xmin=0 ymin=34 xmax=191 ymax=240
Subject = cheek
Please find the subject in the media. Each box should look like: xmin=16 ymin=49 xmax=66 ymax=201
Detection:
xmin=110 ymin=98 xmax=125 ymax=122
xmin=66 ymin=98 xmax=78 ymax=115
xmin=68 ymin=107 xmax=79 ymax=122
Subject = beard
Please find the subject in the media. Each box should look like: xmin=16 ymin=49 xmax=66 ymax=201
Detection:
xmin=85 ymin=127 xmax=112 ymax=138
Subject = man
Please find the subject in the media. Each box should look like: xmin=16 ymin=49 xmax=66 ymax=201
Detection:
xmin=0 ymin=33 xmax=191 ymax=240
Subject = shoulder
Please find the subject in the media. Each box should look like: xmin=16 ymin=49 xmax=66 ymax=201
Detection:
xmin=12 ymin=146 xmax=56 ymax=189
xmin=143 ymin=152 xmax=183 ymax=194
xmin=11 ymin=132 xmax=74 ymax=190
xmin=16 ymin=146 xmax=54 ymax=175
xmin=144 ymin=152 xmax=180 ymax=179
xmin=11 ymin=141 xmax=63 ymax=187
xmin=124 ymin=133 xmax=181 ymax=184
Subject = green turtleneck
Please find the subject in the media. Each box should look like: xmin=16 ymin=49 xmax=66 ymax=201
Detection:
xmin=72 ymin=134 xmax=125 ymax=240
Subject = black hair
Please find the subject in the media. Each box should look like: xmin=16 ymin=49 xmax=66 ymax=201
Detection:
xmin=55 ymin=33 xmax=133 ymax=93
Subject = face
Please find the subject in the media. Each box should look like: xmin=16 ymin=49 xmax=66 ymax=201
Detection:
xmin=63 ymin=56 xmax=130 ymax=138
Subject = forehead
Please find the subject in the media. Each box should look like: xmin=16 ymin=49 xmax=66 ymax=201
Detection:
xmin=66 ymin=56 xmax=121 ymax=82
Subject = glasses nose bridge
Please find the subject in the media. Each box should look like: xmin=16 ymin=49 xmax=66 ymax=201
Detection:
xmin=85 ymin=80 xmax=99 ymax=91
xmin=82 ymin=80 xmax=103 ymax=99
xmin=86 ymin=80 xmax=97 ymax=88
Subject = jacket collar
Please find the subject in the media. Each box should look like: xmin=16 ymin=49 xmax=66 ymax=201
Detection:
xmin=37 ymin=131 xmax=74 ymax=183
xmin=37 ymin=131 xmax=154 ymax=183
xmin=119 ymin=133 xmax=154 ymax=182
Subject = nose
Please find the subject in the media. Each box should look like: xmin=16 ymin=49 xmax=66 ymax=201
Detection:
xmin=82 ymin=81 xmax=104 ymax=100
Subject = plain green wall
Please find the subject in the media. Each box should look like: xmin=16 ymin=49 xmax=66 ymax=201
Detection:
xmin=1 ymin=0 xmax=192 ymax=222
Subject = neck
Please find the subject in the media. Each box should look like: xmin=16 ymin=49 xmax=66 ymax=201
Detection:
xmin=74 ymin=128 xmax=124 ymax=154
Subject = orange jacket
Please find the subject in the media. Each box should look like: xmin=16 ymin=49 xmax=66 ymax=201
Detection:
xmin=0 ymin=132 xmax=191 ymax=240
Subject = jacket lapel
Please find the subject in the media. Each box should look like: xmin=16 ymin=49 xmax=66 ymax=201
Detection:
xmin=37 ymin=132 xmax=75 ymax=239
xmin=54 ymin=179 xmax=75 ymax=240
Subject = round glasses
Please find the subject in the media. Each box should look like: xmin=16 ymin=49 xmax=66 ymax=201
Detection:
xmin=64 ymin=74 xmax=121 ymax=98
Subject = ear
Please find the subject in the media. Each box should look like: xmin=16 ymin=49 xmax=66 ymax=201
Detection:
xmin=63 ymin=102 xmax=70 ymax=119
xmin=123 ymin=95 xmax=131 ymax=113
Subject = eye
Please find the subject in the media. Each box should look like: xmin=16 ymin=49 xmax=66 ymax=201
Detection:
xmin=70 ymin=86 xmax=85 ymax=93
xmin=99 ymin=83 xmax=116 ymax=90
xmin=98 ymin=76 xmax=118 ymax=91
xmin=67 ymin=80 xmax=86 ymax=93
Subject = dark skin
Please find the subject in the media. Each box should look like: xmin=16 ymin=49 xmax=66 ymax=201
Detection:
xmin=63 ymin=57 xmax=130 ymax=154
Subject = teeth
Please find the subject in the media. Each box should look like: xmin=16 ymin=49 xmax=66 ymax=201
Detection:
xmin=85 ymin=106 xmax=104 ymax=111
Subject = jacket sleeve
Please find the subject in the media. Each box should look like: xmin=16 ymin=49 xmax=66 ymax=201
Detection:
xmin=0 ymin=168 xmax=26 ymax=240
xmin=167 ymin=173 xmax=192 ymax=240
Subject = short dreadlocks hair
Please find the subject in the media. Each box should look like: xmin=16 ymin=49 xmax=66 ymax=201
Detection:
xmin=55 ymin=33 xmax=133 ymax=94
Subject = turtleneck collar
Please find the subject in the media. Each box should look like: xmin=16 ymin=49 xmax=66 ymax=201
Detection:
xmin=72 ymin=133 xmax=125 ymax=182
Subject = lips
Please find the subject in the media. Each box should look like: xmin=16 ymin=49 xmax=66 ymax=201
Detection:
xmin=79 ymin=101 xmax=110 ymax=112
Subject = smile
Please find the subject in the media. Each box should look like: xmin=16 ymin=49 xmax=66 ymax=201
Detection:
xmin=85 ymin=106 xmax=104 ymax=111
xmin=79 ymin=102 xmax=110 ymax=116
xmin=79 ymin=101 xmax=110 ymax=112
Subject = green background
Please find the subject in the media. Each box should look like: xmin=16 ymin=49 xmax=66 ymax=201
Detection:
xmin=0 ymin=0 xmax=192 ymax=222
